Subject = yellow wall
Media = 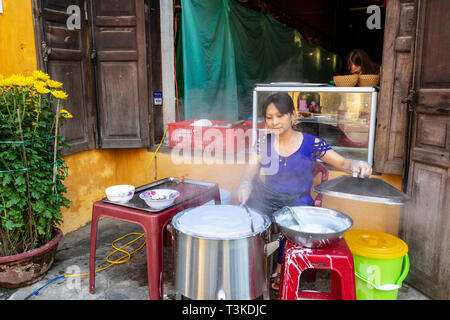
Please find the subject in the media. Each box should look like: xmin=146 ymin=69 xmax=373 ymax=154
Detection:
xmin=0 ymin=0 xmax=37 ymax=76
xmin=60 ymin=150 xmax=118 ymax=232
xmin=0 ymin=0 xmax=403 ymax=237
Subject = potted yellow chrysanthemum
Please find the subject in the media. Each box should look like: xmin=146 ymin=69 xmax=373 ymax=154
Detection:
xmin=0 ymin=71 xmax=72 ymax=288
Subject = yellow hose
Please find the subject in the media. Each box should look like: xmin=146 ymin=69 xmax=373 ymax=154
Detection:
xmin=65 ymin=232 xmax=146 ymax=278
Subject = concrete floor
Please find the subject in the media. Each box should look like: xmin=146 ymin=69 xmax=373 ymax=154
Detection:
xmin=1 ymin=217 xmax=431 ymax=301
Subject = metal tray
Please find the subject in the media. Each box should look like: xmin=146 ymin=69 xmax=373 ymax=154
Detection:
xmin=314 ymin=175 xmax=410 ymax=205
xmin=102 ymin=177 xmax=219 ymax=213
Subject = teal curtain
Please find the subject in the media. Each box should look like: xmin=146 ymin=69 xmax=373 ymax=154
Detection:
xmin=181 ymin=0 xmax=238 ymax=121
xmin=180 ymin=0 xmax=341 ymax=121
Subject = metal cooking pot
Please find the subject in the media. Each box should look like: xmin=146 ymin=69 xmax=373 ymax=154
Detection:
xmin=169 ymin=205 xmax=279 ymax=300
xmin=273 ymin=206 xmax=353 ymax=248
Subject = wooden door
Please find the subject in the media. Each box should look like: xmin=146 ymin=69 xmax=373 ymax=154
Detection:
xmin=374 ymin=0 xmax=417 ymax=174
xmin=36 ymin=0 xmax=95 ymax=155
xmin=89 ymin=0 xmax=150 ymax=148
xmin=400 ymin=0 xmax=450 ymax=300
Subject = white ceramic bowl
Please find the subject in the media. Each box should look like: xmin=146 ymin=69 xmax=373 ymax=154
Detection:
xmin=139 ymin=189 xmax=180 ymax=210
xmin=105 ymin=185 xmax=135 ymax=203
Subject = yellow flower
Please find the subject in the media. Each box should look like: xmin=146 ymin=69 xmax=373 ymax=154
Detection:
xmin=10 ymin=74 xmax=27 ymax=86
xmin=1 ymin=76 xmax=13 ymax=87
xmin=34 ymin=80 xmax=47 ymax=87
xmin=60 ymin=109 xmax=73 ymax=118
xmin=33 ymin=70 xmax=50 ymax=81
xmin=24 ymin=76 xmax=35 ymax=86
xmin=35 ymin=84 xmax=50 ymax=94
xmin=46 ymin=79 xmax=63 ymax=88
xmin=51 ymin=90 xmax=68 ymax=100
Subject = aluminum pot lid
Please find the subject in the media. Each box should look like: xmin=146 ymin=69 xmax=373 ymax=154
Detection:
xmin=313 ymin=175 xmax=410 ymax=205
xmin=173 ymin=205 xmax=268 ymax=239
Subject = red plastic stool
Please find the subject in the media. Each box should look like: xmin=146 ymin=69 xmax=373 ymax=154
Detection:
xmin=278 ymin=238 xmax=356 ymax=300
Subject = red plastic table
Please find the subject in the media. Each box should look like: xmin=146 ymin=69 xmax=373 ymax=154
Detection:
xmin=89 ymin=179 xmax=221 ymax=300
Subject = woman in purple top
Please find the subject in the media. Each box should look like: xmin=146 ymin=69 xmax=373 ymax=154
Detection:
xmin=237 ymin=92 xmax=372 ymax=290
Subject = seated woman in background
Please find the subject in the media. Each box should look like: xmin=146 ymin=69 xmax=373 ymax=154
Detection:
xmin=346 ymin=49 xmax=380 ymax=75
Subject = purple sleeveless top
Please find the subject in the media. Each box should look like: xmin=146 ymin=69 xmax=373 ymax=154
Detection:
xmin=256 ymin=132 xmax=331 ymax=206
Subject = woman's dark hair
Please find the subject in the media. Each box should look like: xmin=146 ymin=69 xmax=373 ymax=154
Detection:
xmin=262 ymin=92 xmax=295 ymax=117
xmin=346 ymin=49 xmax=380 ymax=75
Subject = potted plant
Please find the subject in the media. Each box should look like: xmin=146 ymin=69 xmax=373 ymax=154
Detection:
xmin=0 ymin=71 xmax=72 ymax=288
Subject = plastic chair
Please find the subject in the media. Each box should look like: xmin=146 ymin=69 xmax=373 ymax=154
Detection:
xmin=312 ymin=161 xmax=328 ymax=207
xmin=278 ymin=238 xmax=356 ymax=300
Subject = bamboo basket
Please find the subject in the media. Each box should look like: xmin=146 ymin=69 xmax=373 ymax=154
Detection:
xmin=333 ymin=75 xmax=359 ymax=87
xmin=358 ymin=74 xmax=380 ymax=87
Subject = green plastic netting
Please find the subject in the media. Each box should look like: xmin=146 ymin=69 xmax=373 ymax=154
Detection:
xmin=179 ymin=0 xmax=342 ymax=121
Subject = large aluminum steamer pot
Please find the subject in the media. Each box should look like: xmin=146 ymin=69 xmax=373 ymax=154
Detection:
xmin=169 ymin=205 xmax=279 ymax=300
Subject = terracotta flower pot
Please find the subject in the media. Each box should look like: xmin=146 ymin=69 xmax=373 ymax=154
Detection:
xmin=0 ymin=229 xmax=63 ymax=288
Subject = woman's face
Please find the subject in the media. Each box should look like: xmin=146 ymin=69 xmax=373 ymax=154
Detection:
xmin=265 ymin=103 xmax=295 ymax=136
xmin=350 ymin=63 xmax=362 ymax=75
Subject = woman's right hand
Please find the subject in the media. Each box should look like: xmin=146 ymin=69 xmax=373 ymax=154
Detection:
xmin=237 ymin=181 xmax=253 ymax=204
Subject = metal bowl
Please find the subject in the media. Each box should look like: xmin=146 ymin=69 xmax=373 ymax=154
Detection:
xmin=273 ymin=206 xmax=353 ymax=248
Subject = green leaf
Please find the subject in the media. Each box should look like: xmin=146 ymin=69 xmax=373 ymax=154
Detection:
xmin=33 ymin=200 xmax=46 ymax=213
xmin=5 ymin=220 xmax=22 ymax=230
xmin=15 ymin=184 xmax=27 ymax=193
xmin=15 ymin=175 xmax=26 ymax=186
xmin=5 ymin=220 xmax=15 ymax=230
xmin=4 ymin=152 xmax=18 ymax=161
xmin=37 ymin=225 xmax=45 ymax=235
xmin=30 ymin=189 xmax=41 ymax=200
xmin=42 ymin=210 xmax=52 ymax=219
xmin=1 ymin=174 xmax=12 ymax=186
xmin=9 ymin=193 xmax=21 ymax=207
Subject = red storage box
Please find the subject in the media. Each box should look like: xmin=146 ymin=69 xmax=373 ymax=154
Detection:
xmin=168 ymin=120 xmax=262 ymax=153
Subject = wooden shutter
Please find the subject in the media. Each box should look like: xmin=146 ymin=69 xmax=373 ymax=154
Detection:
xmin=400 ymin=0 xmax=450 ymax=300
xmin=89 ymin=0 xmax=150 ymax=148
xmin=35 ymin=0 xmax=95 ymax=155
xmin=374 ymin=0 xmax=417 ymax=174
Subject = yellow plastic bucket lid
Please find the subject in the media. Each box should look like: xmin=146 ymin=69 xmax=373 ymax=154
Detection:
xmin=344 ymin=230 xmax=408 ymax=259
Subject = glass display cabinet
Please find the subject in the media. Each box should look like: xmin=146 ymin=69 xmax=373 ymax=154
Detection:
xmin=251 ymin=83 xmax=378 ymax=165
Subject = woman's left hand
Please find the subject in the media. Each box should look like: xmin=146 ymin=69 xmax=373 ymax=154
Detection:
xmin=350 ymin=160 xmax=372 ymax=178
xmin=318 ymin=149 xmax=373 ymax=178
